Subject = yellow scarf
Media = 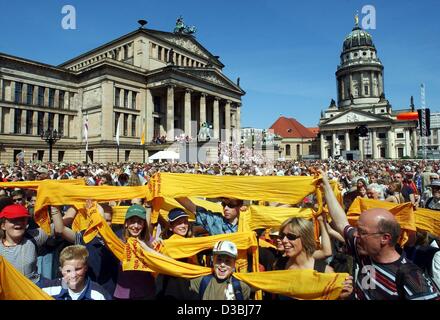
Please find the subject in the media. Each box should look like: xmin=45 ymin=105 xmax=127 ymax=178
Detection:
xmin=147 ymin=173 xmax=321 ymax=223
xmin=34 ymin=183 xmax=149 ymax=234
xmin=0 ymin=256 xmax=53 ymax=300
xmin=0 ymin=178 xmax=85 ymax=190
xmin=347 ymin=197 xmax=416 ymax=245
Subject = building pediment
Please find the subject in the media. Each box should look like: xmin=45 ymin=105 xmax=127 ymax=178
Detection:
xmin=159 ymin=34 xmax=210 ymax=59
xmin=322 ymin=109 xmax=391 ymax=125
xmin=178 ymin=68 xmax=244 ymax=94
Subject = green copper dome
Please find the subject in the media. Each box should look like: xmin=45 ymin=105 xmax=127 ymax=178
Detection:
xmin=343 ymin=26 xmax=375 ymax=51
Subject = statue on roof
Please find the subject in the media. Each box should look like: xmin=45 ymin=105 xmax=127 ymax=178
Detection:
xmin=174 ymin=16 xmax=197 ymax=35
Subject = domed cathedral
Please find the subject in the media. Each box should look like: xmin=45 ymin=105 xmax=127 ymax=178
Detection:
xmin=318 ymin=16 xmax=418 ymax=160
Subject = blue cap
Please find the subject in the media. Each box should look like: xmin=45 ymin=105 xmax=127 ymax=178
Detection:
xmin=168 ymin=208 xmax=189 ymax=222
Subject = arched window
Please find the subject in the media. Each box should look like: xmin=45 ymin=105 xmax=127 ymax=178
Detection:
xmin=285 ymin=144 xmax=291 ymax=156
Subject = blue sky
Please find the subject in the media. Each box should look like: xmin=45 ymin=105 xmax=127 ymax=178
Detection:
xmin=1 ymin=0 xmax=439 ymax=128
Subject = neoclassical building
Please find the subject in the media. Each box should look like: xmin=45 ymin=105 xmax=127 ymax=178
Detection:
xmin=319 ymin=19 xmax=418 ymax=160
xmin=0 ymin=20 xmax=244 ymax=163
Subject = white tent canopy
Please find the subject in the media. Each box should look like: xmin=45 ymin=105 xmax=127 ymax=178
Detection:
xmin=148 ymin=150 xmax=180 ymax=162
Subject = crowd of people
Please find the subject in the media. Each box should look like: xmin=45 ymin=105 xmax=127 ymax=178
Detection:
xmin=0 ymin=158 xmax=439 ymax=300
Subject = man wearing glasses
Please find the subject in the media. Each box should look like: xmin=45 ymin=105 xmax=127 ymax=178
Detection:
xmin=11 ymin=190 xmax=26 ymax=206
xmin=176 ymin=197 xmax=244 ymax=236
xmin=321 ymin=169 xmax=439 ymax=300
xmin=425 ymin=180 xmax=440 ymax=211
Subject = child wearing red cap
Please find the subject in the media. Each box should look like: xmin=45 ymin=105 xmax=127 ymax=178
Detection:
xmin=0 ymin=203 xmax=52 ymax=285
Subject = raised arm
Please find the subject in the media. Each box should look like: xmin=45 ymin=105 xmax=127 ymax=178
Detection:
xmin=319 ymin=170 xmax=349 ymax=236
xmin=175 ymin=197 xmax=197 ymax=215
xmin=62 ymin=206 xmax=78 ymax=226
xmin=51 ymin=206 xmax=76 ymax=243
xmin=312 ymin=213 xmax=333 ymax=260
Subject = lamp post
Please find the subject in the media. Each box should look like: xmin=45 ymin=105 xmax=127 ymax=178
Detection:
xmin=40 ymin=129 xmax=62 ymax=162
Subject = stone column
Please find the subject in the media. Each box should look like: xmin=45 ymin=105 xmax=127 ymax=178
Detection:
xmin=0 ymin=79 xmax=3 ymax=101
xmin=199 ymin=92 xmax=207 ymax=125
xmin=387 ymin=128 xmax=395 ymax=159
xmin=225 ymin=100 xmax=231 ymax=143
xmin=359 ymin=137 xmax=364 ymax=160
xmin=43 ymin=87 xmax=49 ymax=107
xmin=4 ymin=108 xmax=12 ymax=133
xmin=127 ymin=114 xmax=132 ymax=137
xmin=332 ymin=132 xmax=337 ymax=157
xmin=145 ymin=89 xmax=154 ymax=144
xmin=184 ymin=89 xmax=192 ymax=138
xmin=166 ymin=85 xmax=175 ymax=141
xmin=371 ymin=129 xmax=378 ymax=159
xmin=320 ymin=132 xmax=326 ymax=160
xmin=64 ymin=91 xmax=70 ymax=109
xmin=20 ymin=109 xmax=26 ymax=134
xmin=10 ymin=82 xmax=15 ymax=102
xmin=349 ymin=74 xmax=354 ymax=100
xmin=53 ymin=113 xmax=59 ymax=134
xmin=340 ymin=79 xmax=345 ymax=100
xmin=54 ymin=90 xmax=60 ymax=108
xmin=32 ymin=111 xmax=38 ymax=135
xmin=405 ymin=129 xmax=411 ymax=157
xmin=101 ymin=81 xmax=114 ymax=141
xmin=345 ymin=130 xmax=350 ymax=151
xmin=378 ymin=73 xmax=384 ymax=96
xmin=411 ymin=128 xmax=418 ymax=158
xmin=370 ymin=71 xmax=375 ymax=97
xmin=213 ymin=97 xmax=220 ymax=139
xmin=21 ymin=84 xmax=27 ymax=104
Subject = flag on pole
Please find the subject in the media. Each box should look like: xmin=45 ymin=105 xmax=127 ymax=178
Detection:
xmin=140 ymin=118 xmax=145 ymax=145
xmin=84 ymin=113 xmax=89 ymax=151
xmin=116 ymin=115 xmax=120 ymax=146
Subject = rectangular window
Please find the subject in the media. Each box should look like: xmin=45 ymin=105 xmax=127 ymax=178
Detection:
xmin=59 ymin=91 xmax=65 ymax=108
xmin=153 ymin=96 xmax=161 ymax=113
xmin=37 ymin=112 xmax=44 ymax=135
xmin=38 ymin=87 xmax=45 ymax=106
xmin=124 ymin=114 xmax=128 ymax=136
xmin=396 ymin=133 xmax=404 ymax=139
xmin=48 ymin=89 xmax=55 ymax=107
xmin=27 ymin=84 xmax=34 ymax=105
xmin=378 ymin=132 xmax=386 ymax=139
xmin=48 ymin=113 xmax=54 ymax=130
xmin=125 ymin=150 xmax=130 ymax=162
xmin=158 ymin=46 xmax=162 ymax=60
xmin=14 ymin=82 xmax=23 ymax=103
xmin=132 ymin=116 xmax=136 ymax=136
xmin=364 ymin=85 xmax=369 ymax=95
xmin=14 ymin=109 xmax=22 ymax=133
xmin=124 ymin=90 xmax=128 ymax=107
xmin=58 ymin=151 xmax=65 ymax=162
xmin=26 ymin=110 xmax=33 ymax=134
xmin=338 ymin=135 xmax=345 ymax=140
xmin=131 ymin=92 xmax=137 ymax=109
xmin=115 ymin=88 xmax=120 ymax=107
xmin=58 ymin=114 xmax=64 ymax=135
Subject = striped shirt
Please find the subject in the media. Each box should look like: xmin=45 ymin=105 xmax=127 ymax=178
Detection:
xmin=344 ymin=225 xmax=439 ymax=300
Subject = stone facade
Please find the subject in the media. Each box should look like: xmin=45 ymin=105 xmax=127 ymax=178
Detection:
xmin=319 ymin=20 xmax=417 ymax=160
xmin=0 ymin=27 xmax=244 ymax=163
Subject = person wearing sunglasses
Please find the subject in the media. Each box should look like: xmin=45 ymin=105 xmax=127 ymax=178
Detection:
xmin=424 ymin=180 xmax=440 ymax=211
xmin=321 ymin=169 xmax=439 ymax=300
xmin=11 ymin=189 xmax=26 ymax=206
xmin=274 ymin=216 xmax=353 ymax=300
xmin=175 ymin=197 xmax=244 ymax=236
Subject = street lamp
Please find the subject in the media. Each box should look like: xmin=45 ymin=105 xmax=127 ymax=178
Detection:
xmin=40 ymin=129 xmax=62 ymax=162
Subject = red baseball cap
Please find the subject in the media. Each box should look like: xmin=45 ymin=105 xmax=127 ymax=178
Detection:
xmin=0 ymin=204 xmax=30 ymax=219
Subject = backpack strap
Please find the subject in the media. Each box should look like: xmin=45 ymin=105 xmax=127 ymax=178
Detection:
xmin=231 ymin=277 xmax=244 ymax=300
xmin=199 ymin=274 xmax=214 ymax=300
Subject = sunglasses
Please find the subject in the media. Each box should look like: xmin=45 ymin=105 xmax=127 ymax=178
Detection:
xmin=13 ymin=198 xmax=23 ymax=202
xmin=279 ymin=232 xmax=300 ymax=241
xmin=221 ymin=201 xmax=241 ymax=208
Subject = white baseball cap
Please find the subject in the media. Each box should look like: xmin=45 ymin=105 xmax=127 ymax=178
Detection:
xmin=212 ymin=240 xmax=238 ymax=258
